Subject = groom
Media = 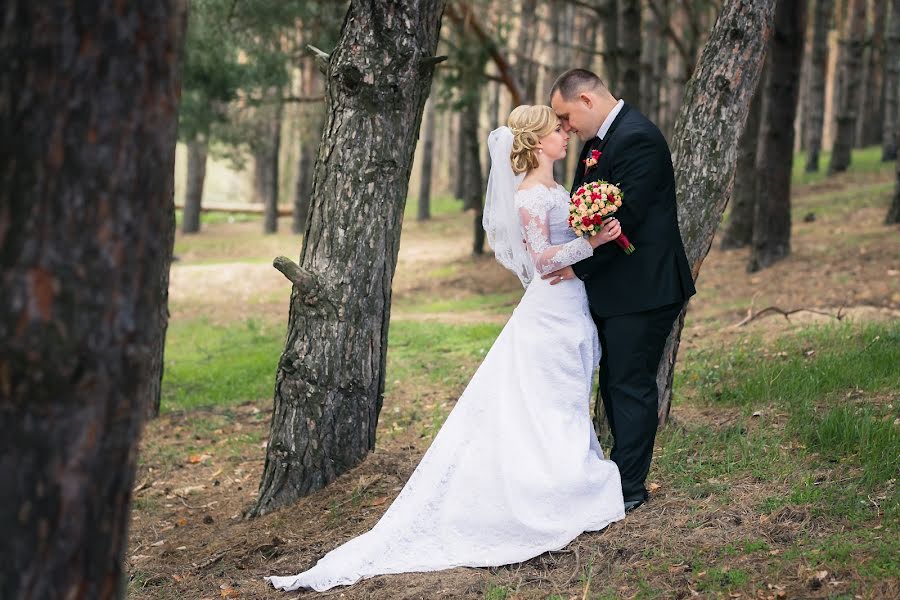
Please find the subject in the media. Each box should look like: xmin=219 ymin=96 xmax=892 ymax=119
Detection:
xmin=547 ymin=69 xmax=695 ymax=512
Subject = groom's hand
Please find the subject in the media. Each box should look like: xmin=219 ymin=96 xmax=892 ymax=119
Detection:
xmin=543 ymin=266 xmax=576 ymax=285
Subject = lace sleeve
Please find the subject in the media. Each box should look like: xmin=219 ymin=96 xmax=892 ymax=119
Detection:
xmin=516 ymin=188 xmax=593 ymax=275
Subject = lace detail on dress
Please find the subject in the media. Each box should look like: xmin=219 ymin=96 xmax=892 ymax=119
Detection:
xmin=515 ymin=185 xmax=593 ymax=275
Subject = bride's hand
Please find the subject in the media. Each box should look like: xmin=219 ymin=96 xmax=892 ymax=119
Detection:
xmin=589 ymin=218 xmax=621 ymax=248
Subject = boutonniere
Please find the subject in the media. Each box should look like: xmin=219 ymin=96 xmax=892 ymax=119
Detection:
xmin=583 ymin=149 xmax=601 ymax=171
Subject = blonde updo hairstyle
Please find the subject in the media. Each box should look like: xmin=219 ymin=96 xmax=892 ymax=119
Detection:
xmin=508 ymin=105 xmax=559 ymax=174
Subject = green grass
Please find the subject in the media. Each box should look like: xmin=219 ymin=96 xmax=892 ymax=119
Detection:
xmin=674 ymin=321 xmax=899 ymax=484
xmin=394 ymin=290 xmax=522 ymax=314
xmin=162 ymin=317 xmax=502 ymax=414
xmin=658 ymin=321 xmax=899 ymax=589
xmin=386 ymin=320 xmax=503 ymax=389
xmin=403 ymin=194 xmax=466 ymax=220
xmin=174 ymin=209 xmax=260 ymax=227
xmin=162 ymin=318 xmax=283 ymax=411
xmin=792 ymin=145 xmax=894 ymax=186
xmin=679 ymin=322 xmax=899 ymax=409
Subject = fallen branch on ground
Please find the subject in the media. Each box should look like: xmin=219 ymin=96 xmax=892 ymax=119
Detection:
xmin=732 ymin=303 xmax=846 ymax=327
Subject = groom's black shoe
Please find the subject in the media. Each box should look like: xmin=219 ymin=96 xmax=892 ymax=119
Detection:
xmin=623 ymin=498 xmax=645 ymax=513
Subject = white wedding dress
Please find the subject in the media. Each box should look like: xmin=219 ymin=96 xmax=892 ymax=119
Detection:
xmin=267 ymin=183 xmax=625 ymax=592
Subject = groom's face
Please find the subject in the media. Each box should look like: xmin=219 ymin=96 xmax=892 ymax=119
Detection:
xmin=551 ymin=91 xmax=602 ymax=142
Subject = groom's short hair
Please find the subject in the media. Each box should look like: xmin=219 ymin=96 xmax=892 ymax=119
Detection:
xmin=550 ymin=69 xmax=606 ymax=101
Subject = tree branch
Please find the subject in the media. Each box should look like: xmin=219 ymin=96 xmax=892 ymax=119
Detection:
xmin=273 ymin=256 xmax=318 ymax=293
xmin=307 ymin=44 xmax=331 ymax=74
xmin=282 ymin=95 xmax=325 ymax=103
xmin=731 ymin=299 xmax=846 ymax=328
xmin=445 ymin=1 xmax=525 ymax=105
xmin=648 ymin=0 xmax=693 ymax=67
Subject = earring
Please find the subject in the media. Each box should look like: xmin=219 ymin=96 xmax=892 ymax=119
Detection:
xmin=538 ymin=149 xmax=543 ymax=154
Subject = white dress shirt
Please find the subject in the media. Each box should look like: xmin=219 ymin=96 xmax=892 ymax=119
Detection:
xmin=596 ymin=99 xmax=625 ymax=140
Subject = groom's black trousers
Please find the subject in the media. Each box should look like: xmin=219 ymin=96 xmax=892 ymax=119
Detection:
xmin=592 ymin=301 xmax=684 ymax=502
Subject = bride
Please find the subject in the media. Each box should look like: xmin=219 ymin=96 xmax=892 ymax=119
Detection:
xmin=267 ymin=105 xmax=626 ymax=592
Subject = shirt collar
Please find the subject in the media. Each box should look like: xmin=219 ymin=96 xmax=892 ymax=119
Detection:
xmin=596 ymin=99 xmax=625 ymax=140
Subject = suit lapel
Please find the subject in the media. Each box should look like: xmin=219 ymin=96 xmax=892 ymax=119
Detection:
xmin=572 ymin=137 xmax=602 ymax=192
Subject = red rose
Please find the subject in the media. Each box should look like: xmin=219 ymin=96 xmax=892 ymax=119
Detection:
xmin=593 ymin=215 xmax=603 ymax=225
xmin=591 ymin=149 xmax=601 ymax=160
xmin=574 ymin=198 xmax=581 ymax=206
xmin=581 ymin=216 xmax=591 ymax=226
xmin=607 ymin=193 xmax=615 ymax=202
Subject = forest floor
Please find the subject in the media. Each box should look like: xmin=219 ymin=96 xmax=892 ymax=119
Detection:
xmin=129 ymin=148 xmax=899 ymax=599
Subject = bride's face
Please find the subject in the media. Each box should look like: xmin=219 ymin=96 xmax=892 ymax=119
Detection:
xmin=537 ymin=124 xmax=569 ymax=162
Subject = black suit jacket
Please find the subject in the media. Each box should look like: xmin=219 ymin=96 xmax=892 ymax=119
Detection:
xmin=571 ymin=103 xmax=696 ymax=318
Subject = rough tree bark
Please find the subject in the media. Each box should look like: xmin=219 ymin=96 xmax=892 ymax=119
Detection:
xmin=805 ymin=0 xmax=835 ymax=173
xmin=720 ymin=67 xmax=766 ymax=250
xmin=883 ymin=0 xmax=900 ymax=161
xmin=182 ymin=134 xmax=208 ymax=234
xmin=617 ymin=0 xmax=642 ymax=106
xmin=0 ymin=2 xmax=186 ymax=597
xmin=654 ymin=0 xmax=777 ymax=425
xmin=417 ymin=96 xmax=436 ymax=222
xmin=748 ymin=0 xmax=807 ymax=272
xmin=828 ymin=0 xmax=867 ymax=174
xmin=251 ymin=0 xmax=445 ymax=517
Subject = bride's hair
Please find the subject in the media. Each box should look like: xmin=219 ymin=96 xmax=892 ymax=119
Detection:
xmin=508 ymin=105 xmax=559 ymax=174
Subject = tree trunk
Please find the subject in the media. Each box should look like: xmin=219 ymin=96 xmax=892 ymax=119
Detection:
xmin=828 ymin=0 xmax=867 ymax=174
xmin=721 ymin=67 xmax=766 ymax=250
xmin=654 ymin=0 xmax=777 ymax=425
xmin=748 ymin=0 xmax=807 ymax=272
xmin=455 ymin=113 xmax=467 ymax=201
xmin=182 ymin=134 xmax=208 ymax=234
xmin=251 ymin=0 xmax=445 ymax=517
xmin=461 ymin=97 xmax=486 ymax=254
xmin=805 ymin=0 xmax=835 ymax=172
xmin=263 ymin=99 xmax=284 ymax=234
xmin=0 ymin=2 xmax=186 ymax=597
xmin=293 ymin=142 xmax=316 ymax=234
xmin=663 ymin=5 xmax=689 ymax=137
xmin=293 ymin=61 xmax=324 ymax=235
xmin=888 ymin=123 xmax=900 ymax=222
xmin=417 ymin=96 xmax=436 ymax=222
xmin=884 ymin=123 xmax=900 ymax=225
xmin=883 ymin=0 xmax=900 ymax=161
xmin=551 ymin=0 xmax=573 ymax=183
xmin=253 ymin=96 xmax=283 ymax=234
xmin=617 ymin=0 xmax=642 ymax=105
xmin=516 ymin=0 xmax=540 ymax=101
xmin=641 ymin=2 xmax=662 ymax=121
xmin=858 ymin=0 xmax=886 ymax=147
xmin=603 ymin=0 xmax=619 ymax=87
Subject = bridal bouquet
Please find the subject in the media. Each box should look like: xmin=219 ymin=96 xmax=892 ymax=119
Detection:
xmin=568 ymin=181 xmax=635 ymax=254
